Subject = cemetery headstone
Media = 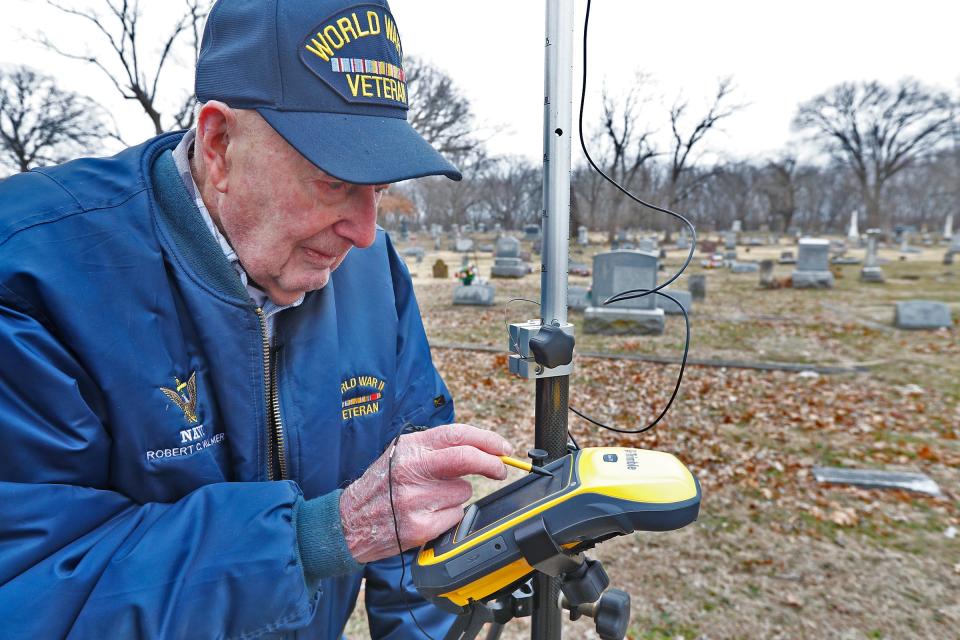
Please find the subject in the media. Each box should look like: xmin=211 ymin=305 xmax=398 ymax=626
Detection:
xmin=676 ymin=229 xmax=690 ymax=250
xmin=612 ymin=230 xmax=627 ymax=249
xmin=778 ymin=250 xmax=796 ymax=265
xmin=568 ymin=262 xmax=590 ymax=277
xmin=759 ymin=259 xmax=776 ymax=288
xmin=655 ymin=289 xmax=692 ymax=316
xmin=699 ymin=240 xmax=718 ymax=254
xmin=523 ymin=224 xmax=540 ymax=239
xmin=452 ymin=282 xmax=496 ymax=306
xmin=434 ymin=237 xmax=441 ymax=251
xmin=578 ymin=226 xmax=589 ymax=246
xmin=403 ymin=246 xmax=425 ymax=262
xmin=432 ymin=259 xmax=449 ymax=279
xmin=791 ymin=238 xmax=834 ymax=288
xmin=731 ymin=219 xmax=742 ymax=233
xmin=455 ymin=237 xmax=475 ymax=252
xmin=730 ymin=261 xmax=759 ymax=273
xmin=490 ymin=236 xmax=528 ymax=278
xmin=894 ymin=301 xmax=953 ymax=330
xmin=813 ymin=467 xmax=942 ymax=497
xmin=567 ymin=286 xmax=591 ymax=311
xmin=638 ymin=238 xmax=657 ymax=253
xmin=899 ymin=231 xmax=921 ymax=254
xmin=688 ymin=275 xmax=706 ymax=301
xmin=847 ymin=209 xmax=860 ymax=245
xmin=831 ymin=238 xmax=861 ymax=265
xmin=860 ymin=229 xmax=884 ymax=282
xmin=584 ymin=251 xmax=665 ymax=335
xmin=944 ymin=232 xmax=960 ymax=265
xmin=723 ymin=232 xmax=737 ymax=250
xmin=399 ymin=218 xmax=409 ymax=241
xmin=943 ymin=214 xmax=953 ymax=243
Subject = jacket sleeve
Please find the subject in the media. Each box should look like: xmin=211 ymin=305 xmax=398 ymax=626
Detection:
xmin=0 ymin=296 xmax=340 ymax=639
xmin=362 ymin=238 xmax=459 ymax=638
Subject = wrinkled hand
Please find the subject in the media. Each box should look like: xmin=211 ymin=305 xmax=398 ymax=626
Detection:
xmin=339 ymin=424 xmax=512 ymax=563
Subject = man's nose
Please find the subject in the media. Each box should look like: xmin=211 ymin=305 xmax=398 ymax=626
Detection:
xmin=335 ymin=186 xmax=380 ymax=248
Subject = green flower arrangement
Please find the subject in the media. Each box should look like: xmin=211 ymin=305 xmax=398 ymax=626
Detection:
xmin=455 ymin=264 xmax=478 ymax=285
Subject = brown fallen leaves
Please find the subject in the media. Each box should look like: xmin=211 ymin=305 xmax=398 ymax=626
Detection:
xmin=433 ymin=346 xmax=959 ymax=534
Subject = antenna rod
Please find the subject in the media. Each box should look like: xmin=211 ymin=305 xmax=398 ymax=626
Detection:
xmin=532 ymin=1 xmax=574 ymax=639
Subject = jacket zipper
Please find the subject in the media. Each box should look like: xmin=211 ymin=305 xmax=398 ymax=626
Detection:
xmin=256 ymin=307 xmax=287 ymax=481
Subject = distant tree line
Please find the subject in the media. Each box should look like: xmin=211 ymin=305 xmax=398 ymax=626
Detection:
xmin=403 ymin=70 xmax=958 ymax=237
xmin=1 ymin=2 xmax=957 ymax=236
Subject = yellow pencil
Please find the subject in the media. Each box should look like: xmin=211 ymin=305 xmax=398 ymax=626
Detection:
xmin=499 ymin=455 xmax=553 ymax=477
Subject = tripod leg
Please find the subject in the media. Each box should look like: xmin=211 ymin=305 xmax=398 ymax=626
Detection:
xmin=443 ymin=605 xmax=494 ymax=640
xmin=484 ymin=622 xmax=505 ymax=640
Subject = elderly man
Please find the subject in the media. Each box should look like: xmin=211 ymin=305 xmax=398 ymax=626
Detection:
xmin=0 ymin=0 xmax=510 ymax=637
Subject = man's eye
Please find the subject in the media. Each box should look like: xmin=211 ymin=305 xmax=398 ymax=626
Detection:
xmin=323 ymin=181 xmax=346 ymax=191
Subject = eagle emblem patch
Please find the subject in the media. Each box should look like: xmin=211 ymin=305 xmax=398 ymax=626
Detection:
xmin=161 ymin=372 xmax=199 ymax=424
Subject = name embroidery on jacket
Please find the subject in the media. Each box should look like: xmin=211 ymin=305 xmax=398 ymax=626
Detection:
xmin=149 ymin=371 xmax=226 ymax=461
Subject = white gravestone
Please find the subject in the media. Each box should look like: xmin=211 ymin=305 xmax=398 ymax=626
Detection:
xmin=578 ymin=226 xmax=589 ymax=246
xmin=894 ymin=301 xmax=953 ymax=330
xmin=847 ymin=210 xmax=860 ymax=244
xmin=453 ymin=282 xmax=496 ymax=306
xmin=792 ymin=238 xmax=834 ymax=289
xmin=490 ymin=236 xmax=528 ymax=278
xmin=584 ymin=251 xmax=665 ymax=335
xmin=860 ymin=230 xmax=884 ymax=283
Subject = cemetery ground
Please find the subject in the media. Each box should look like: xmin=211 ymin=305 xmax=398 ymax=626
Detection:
xmin=347 ymin=238 xmax=958 ymax=639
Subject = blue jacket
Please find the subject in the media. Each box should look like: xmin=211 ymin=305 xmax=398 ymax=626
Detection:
xmin=0 ymin=132 xmax=456 ymax=639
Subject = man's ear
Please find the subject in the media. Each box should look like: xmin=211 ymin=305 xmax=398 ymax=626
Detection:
xmin=195 ymin=101 xmax=237 ymax=193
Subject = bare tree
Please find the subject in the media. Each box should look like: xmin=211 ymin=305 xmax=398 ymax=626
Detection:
xmin=0 ymin=66 xmax=111 ymax=173
xmin=579 ymin=79 xmax=658 ymax=240
xmin=477 ymin=156 xmax=541 ymax=230
xmin=402 ymin=57 xmax=492 ymax=229
xmin=36 ymin=0 xmax=211 ymax=136
xmin=405 ymin=56 xmax=483 ymax=166
xmin=757 ymin=153 xmax=803 ymax=233
xmin=666 ymin=78 xmax=741 ymax=214
xmin=793 ymin=79 xmax=956 ymax=230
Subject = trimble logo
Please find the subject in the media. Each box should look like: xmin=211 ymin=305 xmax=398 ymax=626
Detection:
xmin=624 ymin=450 xmax=639 ymax=471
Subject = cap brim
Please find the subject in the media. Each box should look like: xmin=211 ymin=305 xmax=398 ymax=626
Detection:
xmin=257 ymin=108 xmax=462 ymax=185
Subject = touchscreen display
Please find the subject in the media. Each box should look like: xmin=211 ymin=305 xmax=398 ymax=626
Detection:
xmin=467 ymin=469 xmax=565 ymax=534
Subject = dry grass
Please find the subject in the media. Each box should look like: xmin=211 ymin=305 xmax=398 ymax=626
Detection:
xmin=346 ymin=236 xmax=958 ymax=639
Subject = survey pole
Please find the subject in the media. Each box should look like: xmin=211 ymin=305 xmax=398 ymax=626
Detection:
xmin=532 ymin=1 xmax=574 ymax=639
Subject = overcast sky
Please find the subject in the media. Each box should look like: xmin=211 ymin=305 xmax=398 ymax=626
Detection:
xmin=2 ymin=0 xmax=958 ymax=165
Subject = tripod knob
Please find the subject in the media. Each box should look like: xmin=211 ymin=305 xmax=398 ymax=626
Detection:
xmin=594 ymin=588 xmax=631 ymax=640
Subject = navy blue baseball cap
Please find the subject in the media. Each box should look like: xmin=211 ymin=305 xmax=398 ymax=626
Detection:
xmin=195 ymin=0 xmax=461 ymax=184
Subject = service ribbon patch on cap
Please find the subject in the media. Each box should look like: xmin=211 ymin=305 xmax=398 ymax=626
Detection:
xmin=300 ymin=4 xmax=407 ymax=108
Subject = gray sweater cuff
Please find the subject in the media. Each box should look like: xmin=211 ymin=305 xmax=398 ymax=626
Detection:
xmin=294 ymin=489 xmax=364 ymax=589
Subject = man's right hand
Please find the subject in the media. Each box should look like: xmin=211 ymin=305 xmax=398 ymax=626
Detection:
xmin=339 ymin=424 xmax=512 ymax=564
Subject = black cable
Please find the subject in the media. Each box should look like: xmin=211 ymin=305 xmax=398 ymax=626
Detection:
xmin=569 ymin=0 xmax=694 ymax=435
xmin=388 ymin=429 xmax=438 ymax=640
xmin=389 ymin=3 xmax=698 ymax=636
